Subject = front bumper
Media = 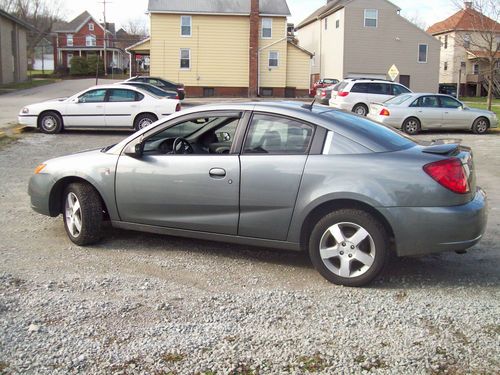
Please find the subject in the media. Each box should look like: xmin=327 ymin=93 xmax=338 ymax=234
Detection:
xmin=380 ymin=188 xmax=488 ymax=257
xmin=28 ymin=173 xmax=55 ymax=216
xmin=18 ymin=115 xmax=37 ymax=128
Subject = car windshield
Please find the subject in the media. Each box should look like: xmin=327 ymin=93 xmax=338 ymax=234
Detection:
xmin=385 ymin=94 xmax=413 ymax=105
xmin=320 ymin=110 xmax=416 ymax=151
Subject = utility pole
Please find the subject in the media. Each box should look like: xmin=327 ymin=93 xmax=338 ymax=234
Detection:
xmin=101 ymin=0 xmax=109 ymax=76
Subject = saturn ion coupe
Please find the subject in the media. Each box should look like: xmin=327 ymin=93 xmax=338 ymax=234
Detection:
xmin=28 ymin=102 xmax=488 ymax=286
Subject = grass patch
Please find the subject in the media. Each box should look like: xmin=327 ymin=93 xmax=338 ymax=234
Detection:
xmin=0 ymin=78 xmax=58 ymax=92
xmin=460 ymin=97 xmax=500 ymax=104
xmin=0 ymin=361 xmax=9 ymax=372
xmin=161 ymin=352 xmax=185 ymax=363
xmin=28 ymin=69 xmax=54 ymax=75
xmin=0 ymin=134 xmax=19 ymax=150
xmin=297 ymin=354 xmax=327 ymax=373
xmin=465 ymin=102 xmax=500 ymax=119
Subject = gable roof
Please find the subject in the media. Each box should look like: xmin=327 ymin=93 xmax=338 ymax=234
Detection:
xmin=296 ymin=0 xmax=400 ymax=30
xmin=52 ymin=11 xmax=113 ymax=34
xmin=147 ymin=0 xmax=290 ymax=16
xmin=427 ymin=7 xmax=500 ymax=35
xmin=0 ymin=8 xmax=35 ymax=30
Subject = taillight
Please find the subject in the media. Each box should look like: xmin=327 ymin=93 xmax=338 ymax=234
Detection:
xmin=175 ymin=95 xmax=179 ymax=99
xmin=338 ymin=91 xmax=349 ymax=97
xmin=379 ymin=108 xmax=390 ymax=116
xmin=321 ymin=91 xmax=326 ymax=97
xmin=175 ymin=103 xmax=181 ymax=112
xmin=423 ymin=158 xmax=469 ymax=194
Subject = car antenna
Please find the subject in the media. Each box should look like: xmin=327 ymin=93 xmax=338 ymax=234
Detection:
xmin=302 ymin=98 xmax=316 ymax=110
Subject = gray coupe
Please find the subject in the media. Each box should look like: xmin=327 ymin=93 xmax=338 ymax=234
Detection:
xmin=29 ymin=102 xmax=488 ymax=286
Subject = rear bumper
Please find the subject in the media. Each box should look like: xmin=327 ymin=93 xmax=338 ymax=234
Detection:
xmin=381 ymin=188 xmax=488 ymax=257
xmin=367 ymin=114 xmax=402 ymax=128
xmin=329 ymin=101 xmax=352 ymax=111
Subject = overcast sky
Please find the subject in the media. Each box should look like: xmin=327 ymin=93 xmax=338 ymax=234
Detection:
xmin=59 ymin=0 xmax=458 ymax=32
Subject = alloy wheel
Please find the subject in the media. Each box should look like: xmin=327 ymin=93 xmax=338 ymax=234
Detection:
xmin=319 ymin=222 xmax=376 ymax=278
xmin=65 ymin=192 xmax=82 ymax=238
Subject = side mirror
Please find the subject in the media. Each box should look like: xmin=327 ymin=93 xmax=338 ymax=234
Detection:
xmin=124 ymin=141 xmax=144 ymax=158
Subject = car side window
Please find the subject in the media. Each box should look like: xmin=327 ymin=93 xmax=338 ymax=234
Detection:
xmin=350 ymin=83 xmax=368 ymax=93
xmin=79 ymin=89 xmax=106 ymax=103
xmin=392 ymin=84 xmax=410 ymax=96
xmin=411 ymin=96 xmax=439 ymax=108
xmin=107 ymin=89 xmax=139 ymax=102
xmin=243 ymin=114 xmax=313 ymax=154
xmin=440 ymin=96 xmax=462 ymax=109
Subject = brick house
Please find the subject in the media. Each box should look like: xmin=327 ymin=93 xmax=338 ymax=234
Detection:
xmin=137 ymin=0 xmax=312 ymax=97
xmin=52 ymin=11 xmax=127 ymax=72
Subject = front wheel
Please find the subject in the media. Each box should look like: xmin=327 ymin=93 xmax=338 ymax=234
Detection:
xmin=39 ymin=111 xmax=63 ymax=134
xmin=63 ymin=183 xmax=103 ymax=245
xmin=472 ymin=117 xmax=489 ymax=134
xmin=308 ymin=209 xmax=389 ymax=287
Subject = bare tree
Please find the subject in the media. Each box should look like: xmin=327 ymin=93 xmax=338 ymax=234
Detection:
xmin=451 ymin=0 xmax=500 ymax=110
xmin=122 ymin=18 xmax=149 ymax=39
xmin=402 ymin=12 xmax=428 ymax=31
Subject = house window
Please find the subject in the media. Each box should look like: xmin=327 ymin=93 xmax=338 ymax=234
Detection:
xmin=88 ymin=23 xmax=94 ymax=31
xmin=86 ymin=35 xmax=96 ymax=47
xmin=269 ymin=51 xmax=279 ymax=68
xmin=180 ymin=48 xmax=190 ymax=69
xmin=444 ymin=62 xmax=448 ymax=70
xmin=473 ymin=63 xmax=479 ymax=75
xmin=444 ymin=35 xmax=448 ymax=49
xmin=181 ymin=16 xmax=191 ymax=37
xmin=325 ymin=17 xmax=328 ymax=30
xmin=463 ymin=33 xmax=470 ymax=49
xmin=418 ymin=44 xmax=428 ymax=63
xmin=66 ymin=34 xmax=73 ymax=47
xmin=262 ymin=18 xmax=272 ymax=38
xmin=364 ymin=9 xmax=378 ymax=27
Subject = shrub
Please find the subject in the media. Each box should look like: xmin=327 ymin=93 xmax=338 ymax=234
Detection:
xmin=70 ymin=57 xmax=88 ymax=76
xmin=86 ymin=55 xmax=104 ymax=76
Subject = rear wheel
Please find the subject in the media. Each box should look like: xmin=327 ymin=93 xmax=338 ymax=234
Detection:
xmin=352 ymin=104 xmax=368 ymax=116
xmin=63 ymin=183 xmax=103 ymax=245
xmin=308 ymin=209 xmax=389 ymax=287
xmin=39 ymin=111 xmax=63 ymax=134
xmin=402 ymin=117 xmax=420 ymax=135
xmin=472 ymin=117 xmax=489 ymax=134
xmin=134 ymin=113 xmax=158 ymax=131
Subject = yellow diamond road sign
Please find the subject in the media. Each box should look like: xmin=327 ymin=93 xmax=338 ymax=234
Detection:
xmin=388 ymin=64 xmax=399 ymax=81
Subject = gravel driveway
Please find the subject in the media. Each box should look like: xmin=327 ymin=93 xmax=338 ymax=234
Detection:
xmin=0 ymin=129 xmax=499 ymax=374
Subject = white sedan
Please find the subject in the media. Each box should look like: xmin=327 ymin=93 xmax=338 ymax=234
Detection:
xmin=368 ymin=93 xmax=498 ymax=135
xmin=18 ymin=84 xmax=181 ymax=134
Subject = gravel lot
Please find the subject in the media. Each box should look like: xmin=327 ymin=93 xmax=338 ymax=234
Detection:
xmin=0 ymin=128 xmax=499 ymax=374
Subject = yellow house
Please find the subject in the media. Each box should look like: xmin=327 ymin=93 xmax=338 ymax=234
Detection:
xmin=136 ymin=0 xmax=312 ymax=97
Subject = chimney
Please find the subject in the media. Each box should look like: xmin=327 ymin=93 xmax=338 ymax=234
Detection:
xmin=249 ymin=0 xmax=259 ymax=97
xmin=464 ymin=1 xmax=472 ymax=9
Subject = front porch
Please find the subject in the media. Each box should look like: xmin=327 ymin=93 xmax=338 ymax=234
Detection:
xmin=56 ymin=47 xmax=126 ymax=72
xmin=125 ymin=38 xmax=150 ymax=77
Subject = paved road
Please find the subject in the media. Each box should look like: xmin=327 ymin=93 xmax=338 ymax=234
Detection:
xmin=0 ymin=79 xmax=121 ymax=129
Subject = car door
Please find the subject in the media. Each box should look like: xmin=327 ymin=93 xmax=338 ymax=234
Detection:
xmin=104 ymin=88 xmax=142 ymax=127
xmin=238 ymin=113 xmax=314 ymax=240
xmin=114 ymin=111 xmax=244 ymax=235
xmin=439 ymin=96 xmax=473 ymax=129
xmin=63 ymin=89 xmax=106 ymax=127
xmin=410 ymin=95 xmax=443 ymax=128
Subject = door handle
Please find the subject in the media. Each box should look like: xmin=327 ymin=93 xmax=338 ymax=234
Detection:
xmin=96 ymin=105 xmax=103 ymax=108
xmin=209 ymin=168 xmax=226 ymax=178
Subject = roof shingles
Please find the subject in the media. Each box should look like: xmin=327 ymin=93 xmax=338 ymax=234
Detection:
xmin=427 ymin=7 xmax=500 ymax=35
xmin=147 ymin=0 xmax=290 ymax=16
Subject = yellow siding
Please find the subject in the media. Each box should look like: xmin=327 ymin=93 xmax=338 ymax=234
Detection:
xmin=286 ymin=44 xmax=311 ymax=89
xmin=259 ymin=17 xmax=287 ymax=88
xmin=128 ymin=39 xmax=150 ymax=52
xmin=150 ymin=14 xmax=249 ymax=87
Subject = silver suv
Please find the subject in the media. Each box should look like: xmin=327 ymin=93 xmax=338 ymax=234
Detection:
xmin=329 ymin=78 xmax=412 ymax=116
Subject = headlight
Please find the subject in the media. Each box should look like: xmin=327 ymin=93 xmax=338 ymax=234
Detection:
xmin=21 ymin=107 xmax=29 ymax=114
xmin=34 ymin=164 xmax=46 ymax=174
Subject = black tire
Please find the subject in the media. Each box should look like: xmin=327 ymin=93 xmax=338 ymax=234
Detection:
xmin=402 ymin=117 xmax=421 ymax=135
xmin=471 ymin=117 xmax=489 ymax=134
xmin=134 ymin=113 xmax=158 ymax=131
xmin=62 ymin=183 xmax=103 ymax=246
xmin=38 ymin=111 xmax=63 ymax=134
xmin=308 ymin=209 xmax=389 ymax=287
xmin=352 ymin=104 xmax=368 ymax=116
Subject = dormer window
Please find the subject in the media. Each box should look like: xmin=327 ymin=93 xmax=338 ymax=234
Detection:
xmin=262 ymin=18 xmax=272 ymax=39
xmin=88 ymin=22 xmax=94 ymax=31
xmin=86 ymin=35 xmax=96 ymax=47
xmin=66 ymin=34 xmax=73 ymax=46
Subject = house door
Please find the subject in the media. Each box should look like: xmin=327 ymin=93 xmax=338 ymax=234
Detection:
xmin=400 ymin=75 xmax=410 ymax=89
